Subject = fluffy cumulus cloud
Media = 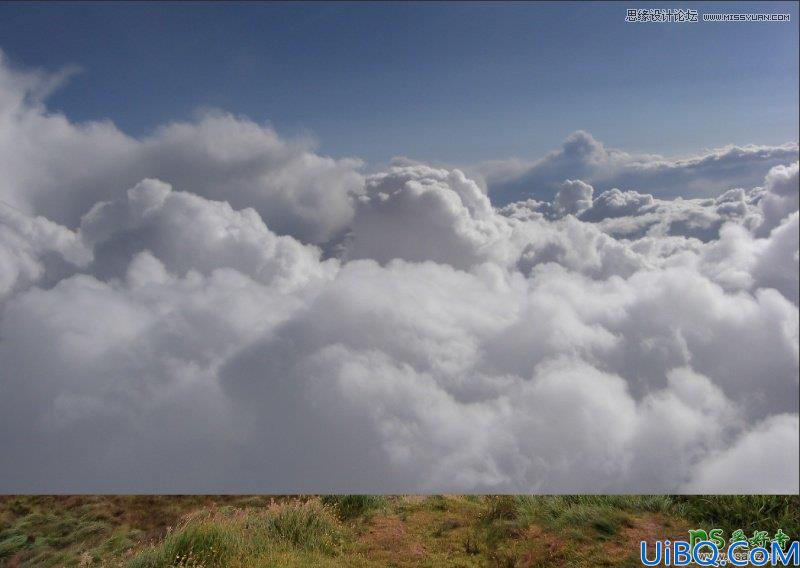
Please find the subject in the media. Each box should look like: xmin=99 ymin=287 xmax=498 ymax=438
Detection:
xmin=0 ymin=55 xmax=798 ymax=493
xmin=0 ymin=203 xmax=91 ymax=304
xmin=0 ymin=50 xmax=364 ymax=244
xmin=477 ymin=130 xmax=798 ymax=204
xmin=344 ymin=165 xmax=513 ymax=269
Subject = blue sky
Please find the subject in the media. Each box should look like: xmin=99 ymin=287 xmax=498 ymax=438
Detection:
xmin=0 ymin=1 xmax=797 ymax=165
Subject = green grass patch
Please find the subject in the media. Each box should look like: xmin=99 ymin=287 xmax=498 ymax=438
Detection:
xmin=127 ymin=499 xmax=342 ymax=567
xmin=0 ymin=534 xmax=28 ymax=559
xmin=674 ymin=495 xmax=800 ymax=535
xmin=320 ymin=495 xmax=386 ymax=521
xmin=128 ymin=519 xmax=239 ymax=568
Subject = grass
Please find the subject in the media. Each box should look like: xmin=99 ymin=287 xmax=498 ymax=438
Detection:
xmin=0 ymin=495 xmax=797 ymax=567
xmin=674 ymin=495 xmax=800 ymax=535
xmin=514 ymin=495 xmax=673 ymax=533
xmin=128 ymin=499 xmax=343 ymax=568
xmin=0 ymin=496 xmax=273 ymax=567
xmin=320 ymin=496 xmax=386 ymax=521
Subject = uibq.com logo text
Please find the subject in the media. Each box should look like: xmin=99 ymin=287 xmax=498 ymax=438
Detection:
xmin=640 ymin=528 xmax=799 ymax=566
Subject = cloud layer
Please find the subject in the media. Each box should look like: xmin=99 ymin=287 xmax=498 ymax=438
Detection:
xmin=477 ymin=130 xmax=798 ymax=204
xmin=0 ymin=51 xmax=364 ymax=244
xmin=1 ymin=55 xmax=797 ymax=493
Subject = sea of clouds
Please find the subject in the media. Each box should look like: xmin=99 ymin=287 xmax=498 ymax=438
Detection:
xmin=1 ymin=51 xmax=798 ymax=493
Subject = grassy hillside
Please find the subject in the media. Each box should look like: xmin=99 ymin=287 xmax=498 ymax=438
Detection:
xmin=1 ymin=495 xmax=797 ymax=567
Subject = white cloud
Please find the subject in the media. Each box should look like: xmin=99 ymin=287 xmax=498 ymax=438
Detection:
xmin=682 ymin=414 xmax=800 ymax=494
xmin=0 ymin=201 xmax=90 ymax=303
xmin=552 ymin=179 xmax=594 ymax=217
xmin=79 ymin=178 xmax=337 ymax=291
xmin=0 ymin=54 xmax=797 ymax=493
xmin=0 ymin=50 xmax=364 ymax=244
xmin=757 ymin=161 xmax=799 ymax=236
xmin=343 ymin=165 xmax=514 ymax=269
xmin=477 ymin=130 xmax=798 ymax=204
